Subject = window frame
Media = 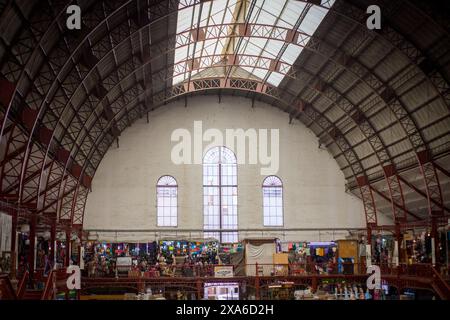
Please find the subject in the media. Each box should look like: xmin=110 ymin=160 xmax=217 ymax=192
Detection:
xmin=203 ymin=146 xmax=238 ymax=243
xmin=262 ymin=175 xmax=284 ymax=227
xmin=156 ymin=175 xmax=178 ymax=227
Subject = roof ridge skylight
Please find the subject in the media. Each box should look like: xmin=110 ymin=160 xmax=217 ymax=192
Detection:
xmin=172 ymin=0 xmax=335 ymax=87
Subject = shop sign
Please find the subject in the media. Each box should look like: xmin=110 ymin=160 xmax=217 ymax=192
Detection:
xmin=116 ymin=256 xmax=132 ymax=271
xmin=214 ymin=266 xmax=234 ymax=277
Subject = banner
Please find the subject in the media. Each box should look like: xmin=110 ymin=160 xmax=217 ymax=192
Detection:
xmin=245 ymin=243 xmax=276 ymax=276
xmin=214 ymin=266 xmax=234 ymax=277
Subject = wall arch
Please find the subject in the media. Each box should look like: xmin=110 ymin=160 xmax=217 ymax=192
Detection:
xmin=84 ymin=95 xmax=392 ymax=241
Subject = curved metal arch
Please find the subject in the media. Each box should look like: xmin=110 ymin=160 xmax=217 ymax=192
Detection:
xmin=0 ymin=0 xmax=414 ymax=149
xmin=296 ymin=67 xmax=408 ymax=222
xmin=51 ymin=35 xmax=428 ymax=225
xmin=1 ymin=0 xmax=446 ymax=226
xmin=0 ymin=0 xmax=332 ymax=142
xmin=0 ymin=0 xmax=201 ymax=191
xmin=172 ymin=53 xmax=296 ymax=80
xmin=332 ymin=0 xmax=447 ymax=219
xmin=45 ymin=18 xmax=436 ymax=182
xmin=0 ymin=3 xmax=414 ymax=215
xmin=31 ymin=20 xmax=393 ymax=180
xmin=333 ymin=0 xmax=450 ymax=112
xmin=7 ymin=43 xmax=412 ymax=224
xmin=68 ymin=77 xmax=376 ymax=226
xmin=298 ymin=6 xmax=446 ymax=219
xmin=3 ymin=0 xmax=446 ymax=150
xmin=1 ymin=0 xmax=342 ymax=225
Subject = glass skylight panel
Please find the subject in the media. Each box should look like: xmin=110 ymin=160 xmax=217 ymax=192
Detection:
xmin=172 ymin=0 xmax=335 ymax=86
xmin=173 ymin=0 xmax=238 ymax=85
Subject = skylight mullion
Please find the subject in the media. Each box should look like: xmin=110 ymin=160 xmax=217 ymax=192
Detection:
xmin=191 ymin=1 xmax=214 ymax=78
xmin=246 ymin=0 xmax=286 ymax=80
xmin=186 ymin=2 xmax=205 ymax=85
xmin=223 ymin=0 xmax=257 ymax=82
xmin=197 ymin=0 xmax=229 ymax=76
xmin=237 ymin=0 xmax=265 ymax=80
xmin=261 ymin=1 xmax=311 ymax=85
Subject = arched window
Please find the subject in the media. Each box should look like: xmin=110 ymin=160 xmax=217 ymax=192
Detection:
xmin=203 ymin=146 xmax=238 ymax=243
xmin=262 ymin=176 xmax=283 ymax=226
xmin=156 ymin=175 xmax=178 ymax=227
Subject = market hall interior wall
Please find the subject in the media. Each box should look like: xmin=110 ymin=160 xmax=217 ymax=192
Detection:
xmin=83 ymin=95 xmax=392 ymax=242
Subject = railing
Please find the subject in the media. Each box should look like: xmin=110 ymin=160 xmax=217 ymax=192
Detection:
xmin=85 ymin=262 xmax=371 ymax=279
xmin=84 ymin=261 xmax=450 ymax=279
xmin=0 ymin=274 xmax=17 ymax=300
xmin=16 ymin=270 xmax=29 ymax=299
xmin=81 ymin=262 xmax=450 ymax=300
xmin=41 ymin=270 xmax=56 ymax=300
xmin=41 ymin=268 xmax=68 ymax=300
xmin=431 ymin=266 xmax=450 ymax=300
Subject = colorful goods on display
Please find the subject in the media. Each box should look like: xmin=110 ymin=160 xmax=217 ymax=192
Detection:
xmin=158 ymin=239 xmax=219 ymax=257
xmin=159 ymin=240 xmax=189 ymax=256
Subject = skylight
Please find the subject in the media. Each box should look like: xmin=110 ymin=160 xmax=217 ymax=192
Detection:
xmin=172 ymin=0 xmax=335 ymax=87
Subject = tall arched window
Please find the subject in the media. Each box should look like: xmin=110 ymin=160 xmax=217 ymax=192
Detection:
xmin=156 ymin=175 xmax=178 ymax=227
xmin=203 ymin=146 xmax=238 ymax=243
xmin=262 ymin=176 xmax=283 ymax=226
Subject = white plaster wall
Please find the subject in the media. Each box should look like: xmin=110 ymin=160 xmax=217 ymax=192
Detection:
xmin=84 ymin=96 xmax=391 ymax=242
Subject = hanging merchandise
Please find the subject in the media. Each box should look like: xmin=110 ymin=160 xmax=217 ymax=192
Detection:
xmin=305 ymin=247 xmax=311 ymax=256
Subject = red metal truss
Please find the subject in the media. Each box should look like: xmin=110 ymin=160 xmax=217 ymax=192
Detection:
xmin=174 ymin=53 xmax=296 ymax=79
xmin=369 ymin=185 xmax=421 ymax=221
xmin=398 ymin=175 xmax=450 ymax=214
xmin=0 ymin=17 xmax=410 ymax=222
xmin=413 ymin=151 xmax=445 ymax=217
xmin=0 ymin=132 xmax=30 ymax=200
xmin=1 ymin=0 xmax=448 ymax=232
xmin=334 ymin=0 xmax=449 ymax=112
xmin=71 ymin=186 xmax=89 ymax=226
xmin=88 ymin=86 xmax=381 ymax=229
xmin=382 ymin=164 xmax=407 ymax=222
xmin=357 ymin=176 xmax=378 ymax=226
xmin=332 ymin=0 xmax=447 ymax=221
xmin=310 ymin=74 xmax=406 ymax=223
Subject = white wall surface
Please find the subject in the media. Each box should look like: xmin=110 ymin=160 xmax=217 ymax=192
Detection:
xmin=84 ymin=96 xmax=391 ymax=242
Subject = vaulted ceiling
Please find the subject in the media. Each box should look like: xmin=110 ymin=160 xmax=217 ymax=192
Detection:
xmin=0 ymin=0 xmax=449 ymax=231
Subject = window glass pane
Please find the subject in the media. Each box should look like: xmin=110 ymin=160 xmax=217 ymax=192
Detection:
xmin=263 ymin=176 xmax=283 ymax=226
xmin=156 ymin=176 xmax=178 ymax=226
xmin=203 ymin=147 xmax=238 ymax=242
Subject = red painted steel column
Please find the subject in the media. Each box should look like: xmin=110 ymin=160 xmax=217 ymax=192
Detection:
xmin=358 ymin=175 xmax=377 ymax=269
xmin=312 ymin=276 xmax=318 ymax=293
xmin=255 ymin=275 xmax=260 ymax=300
xmin=77 ymin=229 xmax=82 ymax=265
xmin=28 ymin=215 xmax=37 ymax=282
xmin=10 ymin=210 xmax=18 ymax=279
xmin=65 ymin=228 xmax=71 ymax=267
xmin=196 ymin=279 xmax=203 ymax=300
xmin=395 ymin=223 xmax=402 ymax=266
xmin=50 ymin=220 xmax=56 ymax=267
xmin=431 ymin=217 xmax=440 ymax=268
xmin=416 ymin=152 xmax=443 ymax=266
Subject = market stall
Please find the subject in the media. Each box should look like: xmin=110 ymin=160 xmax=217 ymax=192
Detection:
xmin=337 ymin=239 xmax=359 ymax=274
xmin=243 ymin=238 xmax=278 ymax=276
